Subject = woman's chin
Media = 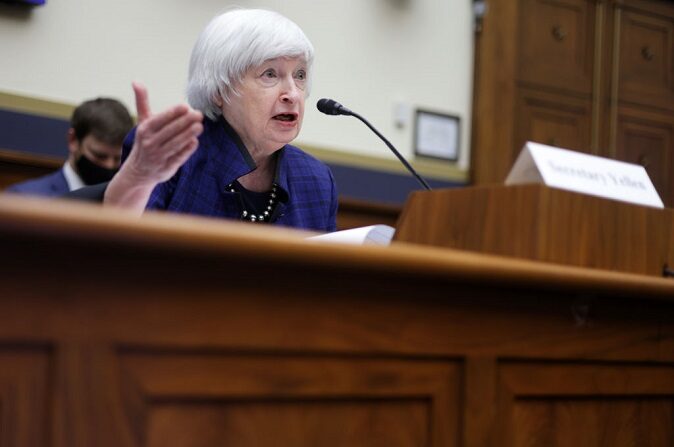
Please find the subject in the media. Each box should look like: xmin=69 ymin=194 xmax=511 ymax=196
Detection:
xmin=271 ymin=128 xmax=300 ymax=144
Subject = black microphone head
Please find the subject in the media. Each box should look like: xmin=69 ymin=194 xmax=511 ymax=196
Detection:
xmin=316 ymin=98 xmax=341 ymax=115
xmin=317 ymin=98 xmax=351 ymax=116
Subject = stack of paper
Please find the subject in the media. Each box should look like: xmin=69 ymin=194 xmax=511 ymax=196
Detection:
xmin=307 ymin=224 xmax=395 ymax=246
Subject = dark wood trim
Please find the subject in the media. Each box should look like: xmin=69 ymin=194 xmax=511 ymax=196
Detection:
xmin=337 ymin=196 xmax=401 ymax=230
xmin=0 ymin=148 xmax=63 ymax=190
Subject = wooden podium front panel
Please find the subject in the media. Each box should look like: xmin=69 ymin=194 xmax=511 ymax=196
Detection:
xmin=394 ymin=184 xmax=670 ymax=276
xmin=656 ymin=203 xmax=674 ymax=274
xmin=119 ymin=353 xmax=458 ymax=447
xmin=0 ymin=347 xmax=51 ymax=447
xmin=499 ymin=362 xmax=674 ymax=446
xmin=0 ymin=195 xmax=672 ymax=447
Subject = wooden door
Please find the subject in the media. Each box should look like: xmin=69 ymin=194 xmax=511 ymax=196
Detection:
xmin=614 ymin=105 xmax=674 ymax=205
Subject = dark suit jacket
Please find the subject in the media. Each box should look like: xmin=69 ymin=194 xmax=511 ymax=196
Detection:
xmin=5 ymin=169 xmax=70 ymax=197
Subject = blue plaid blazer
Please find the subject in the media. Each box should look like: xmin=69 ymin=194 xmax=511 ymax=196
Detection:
xmin=122 ymin=116 xmax=338 ymax=232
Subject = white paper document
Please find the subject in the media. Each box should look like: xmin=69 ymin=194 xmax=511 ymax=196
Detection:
xmin=307 ymin=225 xmax=395 ymax=246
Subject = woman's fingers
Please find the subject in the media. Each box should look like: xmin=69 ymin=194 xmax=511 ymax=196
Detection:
xmin=151 ymin=121 xmax=203 ymax=162
xmin=140 ymin=103 xmax=191 ymax=134
xmin=133 ymin=117 xmax=202 ymax=174
xmin=137 ymin=113 xmax=202 ymax=155
xmin=127 ymin=81 xmax=203 ymax=183
xmin=166 ymin=136 xmax=201 ymax=171
xmin=129 ymin=132 xmax=200 ymax=184
xmin=143 ymin=109 xmax=203 ymax=149
xmin=132 ymin=82 xmax=152 ymax=123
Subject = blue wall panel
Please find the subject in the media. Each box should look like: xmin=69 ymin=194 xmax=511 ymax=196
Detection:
xmin=0 ymin=109 xmax=68 ymax=158
xmin=328 ymin=162 xmax=459 ymax=205
xmin=0 ymin=108 xmax=460 ymax=204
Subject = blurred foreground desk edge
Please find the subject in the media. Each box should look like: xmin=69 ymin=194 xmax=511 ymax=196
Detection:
xmin=0 ymin=191 xmax=672 ymax=447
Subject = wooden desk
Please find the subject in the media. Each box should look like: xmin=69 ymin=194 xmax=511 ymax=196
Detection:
xmin=0 ymin=148 xmax=61 ymax=189
xmin=0 ymin=193 xmax=672 ymax=447
xmin=395 ymin=184 xmax=674 ymax=277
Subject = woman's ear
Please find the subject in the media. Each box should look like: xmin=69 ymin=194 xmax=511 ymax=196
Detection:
xmin=213 ymin=89 xmax=225 ymax=108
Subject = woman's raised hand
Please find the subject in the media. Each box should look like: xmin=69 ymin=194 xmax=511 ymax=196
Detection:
xmin=124 ymin=82 xmax=203 ymax=185
xmin=103 ymin=82 xmax=203 ymax=212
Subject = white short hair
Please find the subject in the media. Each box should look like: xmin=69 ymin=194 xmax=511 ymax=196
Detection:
xmin=186 ymin=8 xmax=315 ymax=120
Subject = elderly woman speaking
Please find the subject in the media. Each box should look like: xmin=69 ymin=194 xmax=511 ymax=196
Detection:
xmin=105 ymin=8 xmax=337 ymax=231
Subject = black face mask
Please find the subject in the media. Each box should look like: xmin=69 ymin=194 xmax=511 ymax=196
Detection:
xmin=75 ymin=154 xmax=118 ymax=185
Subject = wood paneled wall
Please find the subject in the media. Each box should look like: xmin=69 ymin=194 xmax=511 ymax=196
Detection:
xmin=473 ymin=0 xmax=674 ymax=206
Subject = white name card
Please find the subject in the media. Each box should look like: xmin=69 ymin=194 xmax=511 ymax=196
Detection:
xmin=505 ymin=142 xmax=664 ymax=208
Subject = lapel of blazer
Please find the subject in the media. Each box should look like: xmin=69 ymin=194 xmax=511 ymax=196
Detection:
xmin=50 ymin=169 xmax=70 ymax=194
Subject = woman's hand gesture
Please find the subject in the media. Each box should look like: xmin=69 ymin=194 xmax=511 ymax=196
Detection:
xmin=103 ymin=82 xmax=204 ymax=212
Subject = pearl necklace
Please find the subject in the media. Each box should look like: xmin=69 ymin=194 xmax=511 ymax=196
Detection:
xmin=227 ymin=182 xmax=279 ymax=223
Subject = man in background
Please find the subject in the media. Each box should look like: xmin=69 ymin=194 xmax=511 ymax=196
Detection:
xmin=7 ymin=97 xmax=133 ymax=196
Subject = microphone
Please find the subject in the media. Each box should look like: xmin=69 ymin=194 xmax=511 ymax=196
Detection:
xmin=316 ymin=98 xmax=352 ymax=116
xmin=316 ymin=98 xmax=431 ymax=190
